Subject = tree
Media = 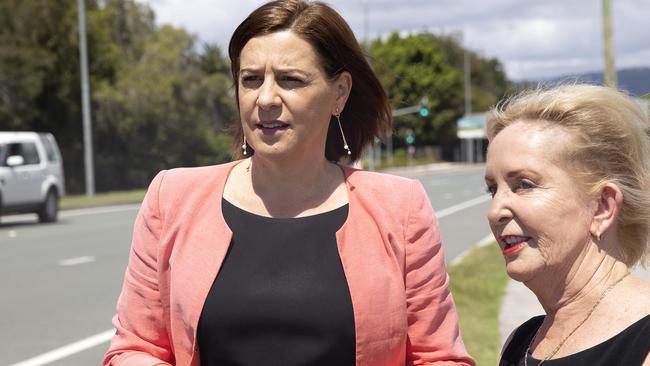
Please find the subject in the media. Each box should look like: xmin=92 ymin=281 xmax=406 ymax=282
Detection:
xmin=370 ymin=32 xmax=463 ymax=149
xmin=92 ymin=23 xmax=236 ymax=190
xmin=0 ymin=0 xmax=236 ymax=192
xmin=369 ymin=32 xmax=511 ymax=157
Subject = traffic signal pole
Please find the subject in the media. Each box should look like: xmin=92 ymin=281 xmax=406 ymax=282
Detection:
xmin=387 ymin=98 xmax=430 ymax=167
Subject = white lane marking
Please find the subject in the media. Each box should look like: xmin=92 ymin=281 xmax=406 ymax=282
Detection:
xmin=0 ymin=204 xmax=140 ymax=223
xmin=60 ymin=204 xmax=140 ymax=218
xmin=450 ymin=233 xmax=495 ymax=266
xmin=58 ymin=256 xmax=96 ymax=267
xmin=8 ymin=329 xmax=114 ymax=366
xmin=436 ymin=194 xmax=491 ymax=218
xmin=8 ymin=230 xmax=17 ymax=238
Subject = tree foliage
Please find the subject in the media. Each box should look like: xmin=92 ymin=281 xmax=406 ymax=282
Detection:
xmin=369 ymin=32 xmax=511 ymax=156
xmin=0 ymin=0 xmax=235 ymax=192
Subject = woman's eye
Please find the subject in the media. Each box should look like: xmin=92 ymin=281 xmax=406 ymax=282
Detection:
xmin=241 ymin=75 xmax=262 ymax=87
xmin=485 ymin=185 xmax=497 ymax=197
xmin=517 ymin=179 xmax=535 ymax=191
xmin=279 ymin=76 xmax=304 ymax=87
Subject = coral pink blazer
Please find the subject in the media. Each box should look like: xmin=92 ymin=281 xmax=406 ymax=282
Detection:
xmin=103 ymin=161 xmax=474 ymax=366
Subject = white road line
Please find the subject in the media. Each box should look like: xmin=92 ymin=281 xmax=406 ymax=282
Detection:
xmin=60 ymin=204 xmax=140 ymax=218
xmin=450 ymin=233 xmax=495 ymax=266
xmin=436 ymin=194 xmax=491 ymax=218
xmin=58 ymin=256 xmax=96 ymax=266
xmin=8 ymin=329 xmax=114 ymax=366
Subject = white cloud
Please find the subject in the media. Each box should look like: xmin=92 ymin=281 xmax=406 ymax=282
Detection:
xmin=141 ymin=0 xmax=650 ymax=81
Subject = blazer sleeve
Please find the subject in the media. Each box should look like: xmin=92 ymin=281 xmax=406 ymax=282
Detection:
xmin=103 ymin=171 xmax=173 ymax=366
xmin=404 ymin=180 xmax=475 ymax=366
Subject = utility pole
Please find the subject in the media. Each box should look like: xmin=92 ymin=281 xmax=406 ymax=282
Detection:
xmin=463 ymin=34 xmax=474 ymax=164
xmin=603 ymin=0 xmax=617 ymax=88
xmin=360 ymin=0 xmax=376 ymax=170
xmin=77 ymin=0 xmax=95 ymax=196
xmin=464 ymin=48 xmax=472 ymax=117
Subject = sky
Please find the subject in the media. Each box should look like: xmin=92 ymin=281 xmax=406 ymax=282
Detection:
xmin=142 ymin=0 xmax=650 ymax=81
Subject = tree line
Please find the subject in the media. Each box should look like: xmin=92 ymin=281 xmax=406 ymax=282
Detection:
xmin=0 ymin=0 xmax=511 ymax=193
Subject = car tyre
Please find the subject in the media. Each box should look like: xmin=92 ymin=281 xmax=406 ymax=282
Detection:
xmin=38 ymin=189 xmax=59 ymax=223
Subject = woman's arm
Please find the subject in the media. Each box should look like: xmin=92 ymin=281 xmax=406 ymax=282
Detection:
xmin=404 ymin=180 xmax=475 ymax=366
xmin=103 ymin=171 xmax=174 ymax=366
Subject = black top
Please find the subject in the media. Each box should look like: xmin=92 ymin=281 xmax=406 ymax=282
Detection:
xmin=500 ymin=314 xmax=650 ymax=366
xmin=197 ymin=199 xmax=355 ymax=366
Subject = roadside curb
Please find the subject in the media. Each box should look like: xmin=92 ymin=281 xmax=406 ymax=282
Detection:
xmin=450 ymin=233 xmax=494 ymax=267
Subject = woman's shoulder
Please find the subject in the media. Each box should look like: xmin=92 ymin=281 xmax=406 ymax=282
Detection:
xmin=341 ymin=165 xmax=418 ymax=194
xmin=160 ymin=161 xmax=238 ymax=186
xmin=499 ymin=315 xmax=545 ymax=365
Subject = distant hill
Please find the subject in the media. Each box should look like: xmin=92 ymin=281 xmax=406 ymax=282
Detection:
xmin=528 ymin=67 xmax=650 ymax=97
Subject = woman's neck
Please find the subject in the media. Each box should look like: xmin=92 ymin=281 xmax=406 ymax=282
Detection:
xmin=529 ymin=250 xmax=629 ymax=318
xmin=230 ymin=155 xmax=346 ymax=217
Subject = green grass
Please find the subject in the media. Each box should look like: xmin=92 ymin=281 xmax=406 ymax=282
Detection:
xmin=372 ymin=148 xmax=439 ymax=170
xmin=61 ymin=189 xmax=146 ymax=210
xmin=449 ymin=243 xmax=508 ymax=366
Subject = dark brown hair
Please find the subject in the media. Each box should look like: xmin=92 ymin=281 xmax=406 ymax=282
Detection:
xmin=228 ymin=0 xmax=391 ymax=162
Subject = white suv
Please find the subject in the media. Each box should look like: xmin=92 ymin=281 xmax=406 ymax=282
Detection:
xmin=0 ymin=132 xmax=65 ymax=223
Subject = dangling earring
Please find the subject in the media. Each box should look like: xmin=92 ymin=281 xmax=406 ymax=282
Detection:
xmin=596 ymin=230 xmax=601 ymax=241
xmin=335 ymin=109 xmax=351 ymax=156
xmin=242 ymin=135 xmax=247 ymax=156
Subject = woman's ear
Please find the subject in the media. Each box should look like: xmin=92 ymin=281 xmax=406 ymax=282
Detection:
xmin=590 ymin=183 xmax=623 ymax=239
xmin=333 ymin=71 xmax=352 ymax=113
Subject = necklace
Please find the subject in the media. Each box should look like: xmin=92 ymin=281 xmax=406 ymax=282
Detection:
xmin=524 ymin=272 xmax=630 ymax=366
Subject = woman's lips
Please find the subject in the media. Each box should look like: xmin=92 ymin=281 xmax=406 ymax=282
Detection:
xmin=500 ymin=236 xmax=531 ymax=256
xmin=502 ymin=242 xmax=527 ymax=256
xmin=256 ymin=121 xmax=289 ymax=135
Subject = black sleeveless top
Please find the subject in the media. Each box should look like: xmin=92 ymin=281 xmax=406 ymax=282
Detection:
xmin=197 ymin=199 xmax=355 ymax=366
xmin=500 ymin=315 xmax=650 ymax=366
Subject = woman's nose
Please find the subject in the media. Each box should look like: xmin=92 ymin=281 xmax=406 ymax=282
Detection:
xmin=256 ymin=79 xmax=281 ymax=110
xmin=487 ymin=190 xmax=512 ymax=226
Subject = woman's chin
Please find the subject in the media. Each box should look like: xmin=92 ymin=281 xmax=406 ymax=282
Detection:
xmin=504 ymin=261 xmax=535 ymax=283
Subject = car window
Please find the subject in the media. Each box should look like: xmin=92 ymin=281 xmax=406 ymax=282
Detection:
xmin=21 ymin=143 xmax=41 ymax=165
xmin=6 ymin=142 xmax=41 ymax=165
xmin=39 ymin=135 xmax=59 ymax=162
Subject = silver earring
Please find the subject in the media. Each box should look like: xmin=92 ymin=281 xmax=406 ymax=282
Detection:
xmin=335 ymin=112 xmax=351 ymax=156
xmin=242 ymin=136 xmax=247 ymax=156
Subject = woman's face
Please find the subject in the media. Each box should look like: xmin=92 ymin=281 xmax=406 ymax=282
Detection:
xmin=484 ymin=121 xmax=596 ymax=283
xmin=237 ymin=30 xmax=348 ymax=161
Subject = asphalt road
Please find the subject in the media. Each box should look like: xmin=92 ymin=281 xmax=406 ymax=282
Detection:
xmin=1 ymin=165 xmax=490 ymax=366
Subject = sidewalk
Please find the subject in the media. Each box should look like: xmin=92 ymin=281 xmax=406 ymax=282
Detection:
xmin=498 ymin=265 xmax=650 ymax=346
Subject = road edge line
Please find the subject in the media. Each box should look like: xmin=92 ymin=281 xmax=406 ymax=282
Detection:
xmin=450 ymin=233 xmax=495 ymax=267
xmin=9 ymin=329 xmax=114 ymax=366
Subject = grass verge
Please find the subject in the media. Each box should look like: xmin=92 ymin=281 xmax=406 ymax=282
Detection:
xmin=61 ymin=189 xmax=146 ymax=210
xmin=449 ymin=243 xmax=508 ymax=366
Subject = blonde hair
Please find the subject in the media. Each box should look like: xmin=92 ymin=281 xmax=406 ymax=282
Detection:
xmin=487 ymin=84 xmax=650 ymax=267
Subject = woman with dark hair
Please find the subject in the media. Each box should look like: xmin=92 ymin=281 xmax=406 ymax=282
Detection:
xmin=103 ymin=1 xmax=474 ymax=365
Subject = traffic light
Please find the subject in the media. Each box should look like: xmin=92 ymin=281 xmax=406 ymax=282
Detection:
xmin=419 ymin=96 xmax=429 ymax=118
xmin=405 ymin=128 xmax=415 ymax=145
xmin=406 ymin=135 xmax=415 ymax=144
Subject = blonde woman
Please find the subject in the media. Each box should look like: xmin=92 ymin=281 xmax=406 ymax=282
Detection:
xmin=485 ymin=85 xmax=650 ymax=366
